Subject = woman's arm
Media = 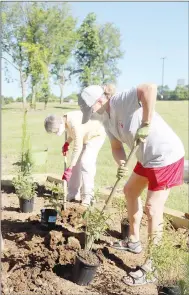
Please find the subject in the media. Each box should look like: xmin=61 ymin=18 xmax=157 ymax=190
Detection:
xmin=69 ymin=125 xmax=83 ymax=169
xmin=67 ymin=136 xmax=73 ymax=144
xmin=110 ymin=138 xmax=127 ymax=165
xmin=137 ymin=83 xmax=157 ymax=124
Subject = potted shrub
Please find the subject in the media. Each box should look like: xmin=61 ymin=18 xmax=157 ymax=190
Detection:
xmin=147 ymin=224 xmax=189 ymax=295
xmin=112 ymin=197 xmax=129 ymax=239
xmin=41 ymin=181 xmax=65 ymax=230
xmin=12 ymin=111 xmax=37 ymax=213
xmin=12 ymin=173 xmax=37 ymax=213
xmin=72 ymin=204 xmax=111 ymax=286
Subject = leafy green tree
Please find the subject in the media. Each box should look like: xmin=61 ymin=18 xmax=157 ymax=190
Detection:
xmin=157 ymin=85 xmax=170 ymax=100
xmin=98 ymin=23 xmax=124 ymax=84
xmin=16 ymin=97 xmax=23 ymax=102
xmin=75 ymin=13 xmax=123 ymax=88
xmin=49 ymin=4 xmax=77 ymax=104
xmin=1 ymin=2 xmax=29 ymax=109
xmin=64 ymin=92 xmax=79 ymax=102
xmin=1 ymin=96 xmax=14 ymax=105
xmin=76 ymin=13 xmax=102 ymax=87
xmin=174 ymin=86 xmax=188 ymax=100
xmin=21 ymin=3 xmax=50 ymax=109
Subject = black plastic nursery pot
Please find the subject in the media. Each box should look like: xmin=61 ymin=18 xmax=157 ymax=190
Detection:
xmin=72 ymin=250 xmax=100 ymax=286
xmin=40 ymin=208 xmax=57 ymax=230
xmin=158 ymin=286 xmax=182 ymax=295
xmin=121 ymin=218 xmax=130 ymax=239
xmin=19 ymin=197 xmax=34 ymax=213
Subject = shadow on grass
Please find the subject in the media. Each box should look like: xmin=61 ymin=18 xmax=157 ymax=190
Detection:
xmin=2 ymin=107 xmax=20 ymax=111
xmin=53 ymin=106 xmax=78 ymax=110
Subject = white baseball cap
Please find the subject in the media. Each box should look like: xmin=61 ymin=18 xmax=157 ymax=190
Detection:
xmin=78 ymin=85 xmax=104 ymax=124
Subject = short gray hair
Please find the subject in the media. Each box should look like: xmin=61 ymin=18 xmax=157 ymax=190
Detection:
xmin=44 ymin=115 xmax=62 ymax=133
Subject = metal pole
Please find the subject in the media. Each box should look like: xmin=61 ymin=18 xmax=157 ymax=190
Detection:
xmin=161 ymin=57 xmax=166 ymax=96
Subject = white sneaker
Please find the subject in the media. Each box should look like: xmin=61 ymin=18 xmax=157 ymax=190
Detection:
xmin=67 ymin=193 xmax=81 ymax=202
xmin=75 ymin=193 xmax=81 ymax=201
xmin=81 ymin=195 xmax=95 ymax=207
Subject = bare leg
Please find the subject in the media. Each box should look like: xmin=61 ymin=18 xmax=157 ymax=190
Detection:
xmin=145 ymin=188 xmax=170 ymax=244
xmin=124 ymin=172 xmax=148 ymax=242
xmin=125 ymin=188 xmax=170 ymax=284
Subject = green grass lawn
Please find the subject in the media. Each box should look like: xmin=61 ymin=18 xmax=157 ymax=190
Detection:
xmin=2 ymin=101 xmax=188 ymax=212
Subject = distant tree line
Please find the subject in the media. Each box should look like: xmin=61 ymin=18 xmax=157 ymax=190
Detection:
xmin=2 ymin=2 xmax=123 ymax=109
xmin=2 ymin=83 xmax=188 ymax=107
xmin=157 ymin=85 xmax=188 ymax=100
xmin=1 ymin=93 xmax=79 ymax=106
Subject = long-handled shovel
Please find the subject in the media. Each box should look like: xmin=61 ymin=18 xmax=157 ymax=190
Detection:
xmin=62 ymin=131 xmax=68 ymax=211
xmin=101 ymin=140 xmax=140 ymax=214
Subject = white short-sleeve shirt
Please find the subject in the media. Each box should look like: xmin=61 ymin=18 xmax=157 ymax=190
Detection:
xmin=103 ymin=87 xmax=185 ymax=168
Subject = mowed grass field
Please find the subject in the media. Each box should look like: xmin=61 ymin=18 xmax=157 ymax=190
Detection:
xmin=2 ymin=101 xmax=188 ymax=212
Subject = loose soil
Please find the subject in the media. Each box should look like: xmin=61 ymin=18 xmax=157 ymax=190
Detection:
xmin=1 ymin=191 xmax=160 ymax=295
xmin=77 ymin=250 xmax=100 ymax=266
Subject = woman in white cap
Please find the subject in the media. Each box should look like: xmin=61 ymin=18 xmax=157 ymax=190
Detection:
xmin=78 ymin=83 xmax=185 ymax=285
xmin=44 ymin=109 xmax=107 ymax=207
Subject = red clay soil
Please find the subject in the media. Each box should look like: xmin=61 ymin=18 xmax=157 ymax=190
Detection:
xmin=1 ymin=192 xmax=159 ymax=295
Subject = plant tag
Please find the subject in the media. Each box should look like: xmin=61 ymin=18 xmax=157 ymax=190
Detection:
xmin=48 ymin=216 xmax=56 ymax=223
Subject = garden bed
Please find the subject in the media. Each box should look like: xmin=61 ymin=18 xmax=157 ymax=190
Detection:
xmin=1 ymin=191 xmax=161 ymax=295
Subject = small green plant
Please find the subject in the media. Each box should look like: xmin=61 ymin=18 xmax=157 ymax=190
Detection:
xmin=83 ymin=206 xmax=111 ymax=250
xmin=182 ymin=257 xmax=189 ymax=295
xmin=12 ymin=173 xmax=37 ymax=200
xmin=20 ymin=110 xmax=33 ymax=175
xmin=13 ymin=111 xmax=36 ymax=200
xmin=112 ymin=196 xmax=126 ymax=221
xmin=147 ymin=224 xmax=189 ymax=294
xmin=44 ymin=181 xmax=65 ymax=215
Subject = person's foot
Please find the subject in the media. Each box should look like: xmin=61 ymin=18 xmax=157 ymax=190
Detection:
xmin=110 ymin=238 xmax=142 ymax=254
xmin=67 ymin=193 xmax=81 ymax=202
xmin=81 ymin=195 xmax=95 ymax=207
xmin=75 ymin=193 xmax=81 ymax=201
xmin=122 ymin=261 xmax=157 ymax=286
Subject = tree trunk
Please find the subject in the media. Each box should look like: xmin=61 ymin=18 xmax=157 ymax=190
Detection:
xmin=44 ymin=99 xmax=48 ymax=110
xmin=31 ymin=85 xmax=36 ymax=109
xmin=19 ymin=70 xmax=27 ymax=110
xmin=59 ymin=83 xmax=64 ymax=104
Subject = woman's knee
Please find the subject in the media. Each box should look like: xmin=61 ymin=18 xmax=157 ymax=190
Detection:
xmin=123 ymin=172 xmax=148 ymax=199
xmin=145 ymin=203 xmax=163 ymax=219
xmin=123 ymin=183 xmax=136 ymax=199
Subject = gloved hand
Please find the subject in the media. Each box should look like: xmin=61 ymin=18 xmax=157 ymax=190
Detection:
xmin=135 ymin=123 xmax=150 ymax=144
xmin=62 ymin=142 xmax=69 ymax=156
xmin=62 ymin=167 xmax=72 ymax=182
xmin=117 ymin=161 xmax=129 ymax=179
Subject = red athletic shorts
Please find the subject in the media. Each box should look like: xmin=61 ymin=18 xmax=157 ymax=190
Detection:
xmin=134 ymin=157 xmax=184 ymax=191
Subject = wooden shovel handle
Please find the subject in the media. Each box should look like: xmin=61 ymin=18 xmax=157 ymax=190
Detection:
xmin=101 ymin=141 xmax=140 ymax=213
xmin=62 ymin=131 xmax=68 ymax=210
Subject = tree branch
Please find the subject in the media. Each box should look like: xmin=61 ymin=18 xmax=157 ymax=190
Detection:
xmin=2 ymin=56 xmax=20 ymax=71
